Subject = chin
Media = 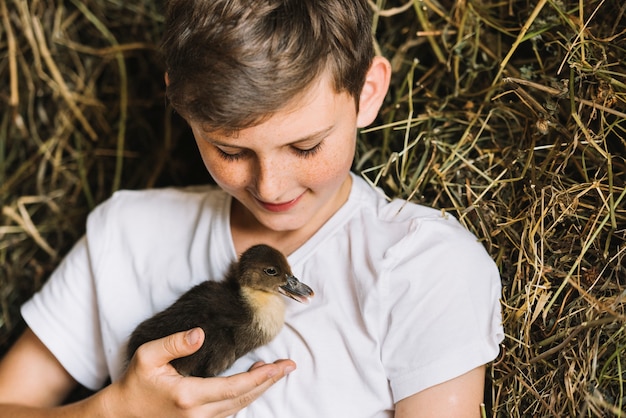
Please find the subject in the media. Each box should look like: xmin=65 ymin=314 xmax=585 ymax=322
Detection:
xmin=255 ymin=213 xmax=310 ymax=233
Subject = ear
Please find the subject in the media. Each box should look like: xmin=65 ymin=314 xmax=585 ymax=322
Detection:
xmin=164 ymin=72 xmax=170 ymax=86
xmin=356 ymin=56 xmax=392 ymax=128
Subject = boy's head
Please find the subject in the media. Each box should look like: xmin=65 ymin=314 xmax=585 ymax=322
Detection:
xmin=162 ymin=0 xmax=374 ymax=131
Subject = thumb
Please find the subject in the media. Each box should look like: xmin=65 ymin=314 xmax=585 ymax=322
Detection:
xmin=139 ymin=328 xmax=205 ymax=368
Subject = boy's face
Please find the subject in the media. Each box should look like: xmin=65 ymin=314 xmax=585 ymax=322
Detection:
xmin=189 ymin=72 xmax=362 ymax=236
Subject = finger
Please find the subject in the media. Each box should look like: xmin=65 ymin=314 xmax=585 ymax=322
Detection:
xmin=248 ymin=361 xmax=267 ymax=371
xmin=220 ymin=360 xmax=296 ymax=416
xmin=135 ymin=328 xmax=205 ymax=368
xmin=191 ymin=359 xmax=296 ymax=405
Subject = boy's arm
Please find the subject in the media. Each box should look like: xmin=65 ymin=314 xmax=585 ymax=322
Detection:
xmin=394 ymin=365 xmax=486 ymax=418
xmin=0 ymin=327 xmax=294 ymax=417
xmin=0 ymin=328 xmax=78 ymax=408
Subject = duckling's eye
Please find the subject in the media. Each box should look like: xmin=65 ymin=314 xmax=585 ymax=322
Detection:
xmin=263 ymin=267 xmax=278 ymax=276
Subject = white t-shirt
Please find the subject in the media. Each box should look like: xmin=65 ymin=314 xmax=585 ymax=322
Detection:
xmin=22 ymin=174 xmax=503 ymax=417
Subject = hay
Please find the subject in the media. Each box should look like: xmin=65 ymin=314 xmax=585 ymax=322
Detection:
xmin=1 ymin=0 xmax=625 ymax=415
xmin=0 ymin=0 xmax=209 ymax=346
xmin=363 ymin=0 xmax=626 ymax=415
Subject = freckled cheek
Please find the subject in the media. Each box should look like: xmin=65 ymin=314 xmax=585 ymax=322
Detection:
xmin=303 ymin=143 xmax=354 ymax=189
xmin=197 ymin=146 xmax=250 ymax=190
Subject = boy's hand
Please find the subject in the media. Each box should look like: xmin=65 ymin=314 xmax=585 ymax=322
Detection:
xmin=103 ymin=328 xmax=295 ymax=418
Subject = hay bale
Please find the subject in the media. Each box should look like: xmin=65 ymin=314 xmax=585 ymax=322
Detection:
xmin=1 ymin=0 xmax=625 ymax=415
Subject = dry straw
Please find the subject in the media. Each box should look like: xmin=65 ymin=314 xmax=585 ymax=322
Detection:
xmin=1 ymin=0 xmax=625 ymax=415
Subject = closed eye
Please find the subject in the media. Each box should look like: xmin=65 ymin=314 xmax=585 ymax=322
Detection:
xmin=214 ymin=141 xmax=323 ymax=161
xmin=292 ymin=141 xmax=323 ymax=158
xmin=216 ymin=146 xmax=247 ymax=161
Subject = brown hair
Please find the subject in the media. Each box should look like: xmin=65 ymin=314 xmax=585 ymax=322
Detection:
xmin=162 ymin=0 xmax=374 ymax=131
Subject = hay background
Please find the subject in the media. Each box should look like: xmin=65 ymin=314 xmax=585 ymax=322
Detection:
xmin=1 ymin=0 xmax=625 ymax=416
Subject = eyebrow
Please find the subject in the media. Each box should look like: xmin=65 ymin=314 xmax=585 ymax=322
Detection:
xmin=206 ymin=125 xmax=336 ymax=148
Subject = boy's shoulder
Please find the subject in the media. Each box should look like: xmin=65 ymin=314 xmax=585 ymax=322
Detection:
xmin=352 ymin=174 xmax=461 ymax=226
xmin=110 ymin=183 xmax=222 ymax=200
xmin=101 ymin=184 xmax=225 ymax=212
xmin=86 ymin=184 xmax=229 ymax=234
xmin=350 ymin=175 xmax=488 ymax=261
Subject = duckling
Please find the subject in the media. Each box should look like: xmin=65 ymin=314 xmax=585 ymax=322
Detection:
xmin=126 ymin=244 xmax=314 ymax=377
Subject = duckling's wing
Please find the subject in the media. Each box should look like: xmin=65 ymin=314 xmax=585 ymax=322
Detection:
xmin=127 ymin=280 xmax=252 ymax=377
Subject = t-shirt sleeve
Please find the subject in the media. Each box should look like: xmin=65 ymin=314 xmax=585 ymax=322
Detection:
xmin=19 ymin=186 xmax=229 ymax=390
xmin=381 ymin=217 xmax=504 ymax=402
xmin=20 ymin=236 xmax=109 ymax=391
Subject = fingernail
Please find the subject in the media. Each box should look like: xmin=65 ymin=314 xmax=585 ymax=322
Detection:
xmin=185 ymin=328 xmax=201 ymax=345
xmin=284 ymin=364 xmax=296 ymax=375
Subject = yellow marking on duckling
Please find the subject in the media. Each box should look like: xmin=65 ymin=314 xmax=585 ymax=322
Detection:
xmin=241 ymin=287 xmax=286 ymax=342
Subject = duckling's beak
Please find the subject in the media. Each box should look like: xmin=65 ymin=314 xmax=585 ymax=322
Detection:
xmin=279 ymin=275 xmax=314 ymax=304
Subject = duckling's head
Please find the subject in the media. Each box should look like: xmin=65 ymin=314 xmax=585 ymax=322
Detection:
xmin=237 ymin=244 xmax=314 ymax=304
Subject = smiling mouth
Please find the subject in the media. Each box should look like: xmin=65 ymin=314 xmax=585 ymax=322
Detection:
xmin=257 ymin=194 xmax=304 ymax=213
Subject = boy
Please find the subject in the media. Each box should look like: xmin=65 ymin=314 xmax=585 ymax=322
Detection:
xmin=0 ymin=1 xmax=503 ymax=416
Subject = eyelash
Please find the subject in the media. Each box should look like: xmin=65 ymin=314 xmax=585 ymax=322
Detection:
xmin=216 ymin=148 xmax=246 ymax=162
xmin=293 ymin=142 xmax=323 ymax=158
xmin=215 ymin=142 xmax=323 ymax=161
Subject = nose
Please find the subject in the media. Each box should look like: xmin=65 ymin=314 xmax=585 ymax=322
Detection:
xmin=252 ymin=155 xmax=288 ymax=202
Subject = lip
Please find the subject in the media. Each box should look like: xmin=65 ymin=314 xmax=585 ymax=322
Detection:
xmin=257 ymin=193 xmax=304 ymax=213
